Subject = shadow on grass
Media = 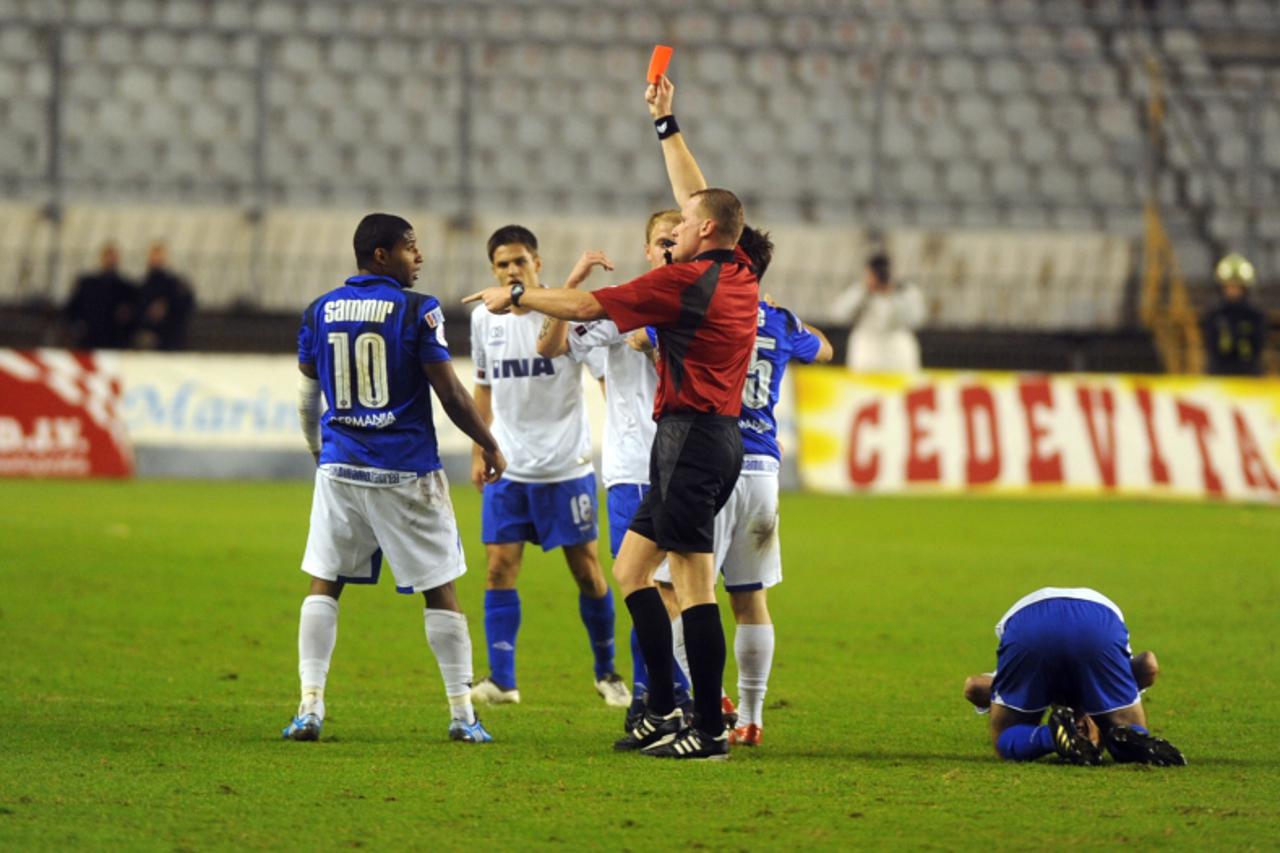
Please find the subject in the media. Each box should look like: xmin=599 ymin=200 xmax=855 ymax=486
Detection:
xmin=777 ymin=748 xmax=1276 ymax=769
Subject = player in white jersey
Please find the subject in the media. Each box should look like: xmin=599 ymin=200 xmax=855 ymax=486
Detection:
xmin=535 ymin=210 xmax=695 ymax=724
xmin=468 ymin=224 xmax=630 ymax=708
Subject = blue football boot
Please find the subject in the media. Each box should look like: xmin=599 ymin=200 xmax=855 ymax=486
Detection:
xmin=282 ymin=712 xmax=323 ymax=741
xmin=448 ymin=716 xmax=494 ymax=743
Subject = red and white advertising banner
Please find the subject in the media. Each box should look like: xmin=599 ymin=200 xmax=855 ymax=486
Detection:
xmin=794 ymin=369 xmax=1280 ymax=504
xmin=0 ymin=349 xmax=133 ymax=478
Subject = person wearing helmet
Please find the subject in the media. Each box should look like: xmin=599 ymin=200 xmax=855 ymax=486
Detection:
xmin=1202 ymin=253 xmax=1267 ymax=376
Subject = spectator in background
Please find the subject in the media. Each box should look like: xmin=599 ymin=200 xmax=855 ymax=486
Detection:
xmin=63 ymin=243 xmax=137 ymax=349
xmin=134 ymin=242 xmax=196 ymax=351
xmin=1203 ymin=252 xmax=1266 ymax=377
xmin=832 ymin=251 xmax=925 ymax=373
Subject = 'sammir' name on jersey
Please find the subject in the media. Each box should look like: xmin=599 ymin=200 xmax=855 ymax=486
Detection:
xmin=323 ymin=299 xmax=396 ymax=323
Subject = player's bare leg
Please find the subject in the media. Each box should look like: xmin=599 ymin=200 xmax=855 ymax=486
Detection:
xmin=472 ymin=543 xmax=524 ymax=704
xmin=420 ymin=582 xmax=491 ymax=743
xmin=484 ymin=542 xmax=523 ymax=589
xmin=728 ymin=589 xmax=772 ymax=745
xmin=283 ymin=576 xmax=343 ymax=741
xmin=564 ymin=541 xmax=630 ymax=706
xmin=563 ymin=540 xmax=609 ymax=597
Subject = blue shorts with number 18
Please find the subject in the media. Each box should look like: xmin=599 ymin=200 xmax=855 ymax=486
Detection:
xmin=481 ymin=473 xmax=598 ymax=551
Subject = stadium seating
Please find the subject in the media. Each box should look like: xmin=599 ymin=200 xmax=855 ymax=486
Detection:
xmin=1 ymin=0 xmax=1276 ymax=327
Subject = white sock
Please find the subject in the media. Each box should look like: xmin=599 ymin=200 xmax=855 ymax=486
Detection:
xmin=425 ymin=608 xmax=476 ymax=724
xmin=298 ymin=594 xmax=338 ymax=716
xmin=735 ymin=624 xmax=775 ymax=728
xmin=670 ymin=617 xmax=692 ymax=685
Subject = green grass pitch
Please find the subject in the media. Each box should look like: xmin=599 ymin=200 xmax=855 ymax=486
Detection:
xmin=1 ymin=480 xmax=1278 ymax=849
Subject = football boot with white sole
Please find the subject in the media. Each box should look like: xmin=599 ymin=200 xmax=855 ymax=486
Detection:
xmin=614 ymin=707 xmax=684 ymax=752
xmin=642 ymin=726 xmax=730 ymax=760
xmin=594 ymin=672 xmax=632 ymax=708
xmin=470 ymin=675 xmax=521 ymax=705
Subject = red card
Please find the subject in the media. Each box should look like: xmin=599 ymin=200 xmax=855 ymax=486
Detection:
xmin=647 ymin=45 xmax=673 ymax=83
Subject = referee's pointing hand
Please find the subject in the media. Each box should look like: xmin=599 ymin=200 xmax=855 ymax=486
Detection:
xmin=461 ymin=286 xmax=514 ymax=314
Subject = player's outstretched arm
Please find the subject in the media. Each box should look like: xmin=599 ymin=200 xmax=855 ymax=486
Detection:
xmin=646 ymin=75 xmax=707 ymax=205
xmin=806 ymin=323 xmax=835 ymax=363
xmin=463 ymin=257 xmax=612 ymax=321
xmin=422 ymin=361 xmax=505 ymax=485
xmin=535 ymin=251 xmax=615 ymax=359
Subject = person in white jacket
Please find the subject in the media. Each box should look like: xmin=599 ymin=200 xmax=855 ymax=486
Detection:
xmin=832 ymin=252 xmax=925 ymax=373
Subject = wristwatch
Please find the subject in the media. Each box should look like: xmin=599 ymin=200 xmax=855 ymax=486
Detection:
xmin=509 ymin=282 xmax=525 ymax=307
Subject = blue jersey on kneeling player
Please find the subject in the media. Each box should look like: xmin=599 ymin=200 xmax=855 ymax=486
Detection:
xmin=298 ymin=274 xmax=451 ymax=475
xmin=739 ymin=302 xmax=823 ymax=459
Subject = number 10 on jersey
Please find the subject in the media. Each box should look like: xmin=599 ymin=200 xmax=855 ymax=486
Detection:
xmin=327 ymin=332 xmax=390 ymax=409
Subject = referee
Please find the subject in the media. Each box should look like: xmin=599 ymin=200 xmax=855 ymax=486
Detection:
xmin=464 ymin=188 xmax=759 ymax=760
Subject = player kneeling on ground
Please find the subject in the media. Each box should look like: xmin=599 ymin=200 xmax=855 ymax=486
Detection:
xmin=283 ymin=213 xmax=506 ymax=744
xmin=963 ymin=587 xmax=1186 ymax=766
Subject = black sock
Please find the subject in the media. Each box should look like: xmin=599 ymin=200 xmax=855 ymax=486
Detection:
xmin=681 ymin=603 xmax=726 ymax=736
xmin=625 ymin=588 xmax=674 ymax=715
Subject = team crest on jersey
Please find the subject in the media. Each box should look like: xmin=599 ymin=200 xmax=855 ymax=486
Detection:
xmin=490 ymin=325 xmax=505 ymax=340
xmin=424 ymin=306 xmax=447 ymax=346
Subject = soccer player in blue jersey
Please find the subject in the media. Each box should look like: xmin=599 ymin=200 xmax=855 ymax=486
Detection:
xmin=962 ymin=587 xmax=1186 ymax=766
xmin=467 ymin=225 xmax=630 ymax=709
xmin=642 ymin=75 xmax=834 ymax=747
xmin=283 ymin=213 xmax=506 ymax=744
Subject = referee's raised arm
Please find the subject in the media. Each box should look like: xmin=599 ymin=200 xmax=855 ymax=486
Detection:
xmin=646 ymin=75 xmax=708 ymax=206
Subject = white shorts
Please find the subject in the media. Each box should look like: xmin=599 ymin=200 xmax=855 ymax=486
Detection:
xmin=301 ymin=468 xmax=467 ymax=594
xmin=654 ymin=467 xmax=782 ymax=592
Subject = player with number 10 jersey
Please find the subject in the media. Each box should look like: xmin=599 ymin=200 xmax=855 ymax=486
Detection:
xmin=286 ymin=213 xmax=505 ymax=746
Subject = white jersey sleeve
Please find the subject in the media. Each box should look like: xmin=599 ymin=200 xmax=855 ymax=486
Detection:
xmin=568 ymin=320 xmax=626 ymax=354
xmin=566 ymin=320 xmax=656 ymax=488
xmin=470 ymin=306 xmax=490 ymax=386
xmin=566 ymin=321 xmax=614 ymax=380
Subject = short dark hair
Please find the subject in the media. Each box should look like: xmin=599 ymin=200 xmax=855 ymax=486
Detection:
xmin=867 ymin=251 xmax=891 ymax=283
xmin=354 ymin=213 xmax=413 ymax=269
xmin=738 ymin=224 xmax=774 ymax=280
xmin=690 ymin=188 xmax=745 ymax=245
xmin=487 ymin=224 xmax=538 ymax=262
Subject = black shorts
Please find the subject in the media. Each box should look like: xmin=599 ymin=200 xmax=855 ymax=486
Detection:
xmin=629 ymin=414 xmax=743 ymax=554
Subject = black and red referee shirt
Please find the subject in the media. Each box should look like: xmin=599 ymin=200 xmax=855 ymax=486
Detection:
xmin=593 ymin=246 xmax=759 ymax=419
